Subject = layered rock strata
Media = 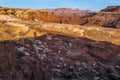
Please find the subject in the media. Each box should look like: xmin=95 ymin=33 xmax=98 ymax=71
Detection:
xmin=0 ymin=15 xmax=120 ymax=45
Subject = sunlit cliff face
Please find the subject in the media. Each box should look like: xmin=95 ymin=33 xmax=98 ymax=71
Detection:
xmin=0 ymin=14 xmax=120 ymax=45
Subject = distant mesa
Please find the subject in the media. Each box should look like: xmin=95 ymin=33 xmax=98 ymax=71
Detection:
xmin=100 ymin=6 xmax=120 ymax=12
xmin=46 ymin=8 xmax=92 ymax=17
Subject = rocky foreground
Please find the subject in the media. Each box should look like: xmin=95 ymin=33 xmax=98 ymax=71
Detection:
xmin=15 ymin=34 xmax=120 ymax=80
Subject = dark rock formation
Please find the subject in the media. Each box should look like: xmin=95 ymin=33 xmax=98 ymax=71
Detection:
xmin=0 ymin=41 xmax=48 ymax=80
xmin=0 ymin=41 xmax=17 ymax=80
xmin=101 ymin=6 xmax=120 ymax=12
xmin=16 ymin=34 xmax=120 ymax=80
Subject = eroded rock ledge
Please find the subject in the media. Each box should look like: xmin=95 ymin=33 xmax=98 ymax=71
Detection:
xmin=0 ymin=15 xmax=120 ymax=45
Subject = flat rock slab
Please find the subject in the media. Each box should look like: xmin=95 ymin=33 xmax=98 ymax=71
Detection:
xmin=0 ymin=15 xmax=120 ymax=45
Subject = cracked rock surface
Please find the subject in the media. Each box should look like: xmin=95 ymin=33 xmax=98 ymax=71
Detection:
xmin=15 ymin=34 xmax=120 ymax=80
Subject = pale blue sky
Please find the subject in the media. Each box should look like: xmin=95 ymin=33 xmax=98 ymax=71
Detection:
xmin=0 ymin=0 xmax=120 ymax=11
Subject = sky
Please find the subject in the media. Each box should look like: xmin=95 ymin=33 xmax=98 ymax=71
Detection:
xmin=0 ymin=0 xmax=120 ymax=11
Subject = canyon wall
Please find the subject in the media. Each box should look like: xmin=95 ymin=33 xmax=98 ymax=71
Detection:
xmin=0 ymin=7 xmax=70 ymax=24
xmin=1 ymin=7 xmax=120 ymax=28
xmin=79 ymin=12 xmax=120 ymax=28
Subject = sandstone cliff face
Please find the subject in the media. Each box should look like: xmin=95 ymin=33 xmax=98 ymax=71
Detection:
xmin=0 ymin=15 xmax=120 ymax=45
xmin=46 ymin=7 xmax=120 ymax=28
xmin=78 ymin=6 xmax=120 ymax=28
xmin=0 ymin=7 xmax=71 ymax=24
xmin=1 ymin=7 xmax=120 ymax=28
xmin=79 ymin=12 xmax=120 ymax=28
xmin=44 ymin=7 xmax=120 ymax=28
xmin=0 ymin=7 xmax=94 ymax=25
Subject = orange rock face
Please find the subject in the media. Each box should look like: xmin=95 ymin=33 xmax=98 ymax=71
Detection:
xmin=0 ymin=7 xmax=69 ymax=24
xmin=0 ymin=7 xmax=92 ymax=25
xmin=0 ymin=7 xmax=120 ymax=29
